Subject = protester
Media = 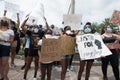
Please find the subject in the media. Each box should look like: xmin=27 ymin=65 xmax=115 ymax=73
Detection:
xmin=0 ymin=17 xmax=14 ymax=80
xmin=10 ymin=13 xmax=20 ymax=68
xmin=20 ymin=16 xmax=30 ymax=70
xmin=60 ymin=25 xmax=75 ymax=80
xmin=77 ymin=22 xmax=96 ymax=80
xmin=38 ymin=29 xmax=56 ymax=80
xmin=23 ymin=30 xmax=39 ymax=80
xmin=10 ymin=20 xmax=18 ymax=68
xmin=15 ymin=13 xmax=21 ymax=55
xmin=101 ymin=25 xmax=120 ymax=80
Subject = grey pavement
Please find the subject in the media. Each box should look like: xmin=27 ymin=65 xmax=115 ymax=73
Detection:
xmin=8 ymin=57 xmax=119 ymax=80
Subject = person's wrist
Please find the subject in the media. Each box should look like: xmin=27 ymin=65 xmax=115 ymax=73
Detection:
xmin=4 ymin=40 xmax=7 ymax=42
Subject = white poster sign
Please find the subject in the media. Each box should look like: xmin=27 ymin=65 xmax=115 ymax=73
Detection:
xmin=4 ymin=1 xmax=19 ymax=13
xmin=28 ymin=2 xmax=44 ymax=24
xmin=63 ymin=14 xmax=82 ymax=30
xmin=76 ymin=34 xmax=112 ymax=60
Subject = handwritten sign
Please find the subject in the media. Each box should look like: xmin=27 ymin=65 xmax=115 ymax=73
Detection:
xmin=76 ymin=34 xmax=112 ymax=60
xmin=60 ymin=36 xmax=76 ymax=55
xmin=40 ymin=38 xmax=61 ymax=62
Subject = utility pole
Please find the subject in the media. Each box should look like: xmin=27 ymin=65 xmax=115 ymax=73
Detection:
xmin=70 ymin=0 xmax=75 ymax=14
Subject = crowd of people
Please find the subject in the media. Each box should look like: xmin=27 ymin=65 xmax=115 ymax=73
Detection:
xmin=0 ymin=10 xmax=120 ymax=80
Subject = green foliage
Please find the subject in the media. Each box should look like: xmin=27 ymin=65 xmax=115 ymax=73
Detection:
xmin=91 ymin=18 xmax=119 ymax=34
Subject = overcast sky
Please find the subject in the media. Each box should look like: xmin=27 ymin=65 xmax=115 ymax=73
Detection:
xmin=0 ymin=0 xmax=120 ymax=28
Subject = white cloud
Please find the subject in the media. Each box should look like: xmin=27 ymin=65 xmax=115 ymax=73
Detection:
xmin=76 ymin=0 xmax=120 ymax=25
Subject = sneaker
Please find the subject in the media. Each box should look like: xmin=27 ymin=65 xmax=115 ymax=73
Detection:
xmin=21 ymin=65 xmax=26 ymax=70
xmin=103 ymin=77 xmax=108 ymax=80
xmin=67 ymin=68 xmax=70 ymax=72
xmin=69 ymin=66 xmax=73 ymax=71
xmin=33 ymin=77 xmax=37 ymax=80
xmin=67 ymin=66 xmax=73 ymax=72
xmin=10 ymin=63 xmax=16 ymax=68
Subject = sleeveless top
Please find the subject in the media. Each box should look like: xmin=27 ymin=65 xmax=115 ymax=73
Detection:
xmin=103 ymin=36 xmax=116 ymax=44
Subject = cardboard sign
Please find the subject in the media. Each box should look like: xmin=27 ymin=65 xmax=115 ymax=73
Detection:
xmin=110 ymin=10 xmax=120 ymax=25
xmin=60 ymin=36 xmax=76 ymax=55
xmin=40 ymin=38 xmax=61 ymax=62
xmin=76 ymin=34 xmax=112 ymax=60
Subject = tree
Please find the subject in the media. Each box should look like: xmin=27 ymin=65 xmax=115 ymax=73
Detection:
xmin=91 ymin=18 xmax=119 ymax=34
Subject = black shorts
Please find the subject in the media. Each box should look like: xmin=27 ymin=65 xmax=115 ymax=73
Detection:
xmin=40 ymin=63 xmax=53 ymax=68
xmin=0 ymin=45 xmax=11 ymax=57
xmin=24 ymin=48 xmax=38 ymax=57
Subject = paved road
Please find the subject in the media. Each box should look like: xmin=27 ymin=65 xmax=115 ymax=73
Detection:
xmin=8 ymin=58 xmax=118 ymax=80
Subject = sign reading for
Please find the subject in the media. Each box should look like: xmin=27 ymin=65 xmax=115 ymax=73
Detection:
xmin=76 ymin=34 xmax=112 ymax=60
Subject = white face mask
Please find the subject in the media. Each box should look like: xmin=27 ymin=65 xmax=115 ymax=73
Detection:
xmin=66 ymin=30 xmax=72 ymax=34
xmin=84 ymin=27 xmax=92 ymax=33
xmin=106 ymin=28 xmax=112 ymax=33
xmin=34 ymin=28 xmax=39 ymax=33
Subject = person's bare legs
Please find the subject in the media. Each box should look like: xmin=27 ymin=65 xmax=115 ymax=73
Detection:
xmin=10 ymin=47 xmax=16 ymax=67
xmin=47 ymin=64 xmax=52 ymax=80
xmin=78 ymin=61 xmax=86 ymax=80
xmin=34 ymin=56 xmax=39 ymax=78
xmin=23 ymin=56 xmax=33 ymax=79
xmin=2 ymin=57 xmax=9 ymax=80
xmin=85 ymin=61 xmax=93 ymax=80
xmin=41 ymin=64 xmax=46 ymax=80
xmin=61 ymin=59 xmax=67 ymax=80
xmin=61 ymin=58 xmax=70 ymax=80
xmin=0 ymin=58 xmax=3 ymax=79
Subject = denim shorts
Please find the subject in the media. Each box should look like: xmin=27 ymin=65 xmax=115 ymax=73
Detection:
xmin=0 ymin=44 xmax=11 ymax=57
xmin=61 ymin=55 xmax=72 ymax=59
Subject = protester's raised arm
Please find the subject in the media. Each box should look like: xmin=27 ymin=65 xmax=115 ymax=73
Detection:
xmin=16 ymin=13 xmax=20 ymax=31
xmin=43 ymin=16 xmax=50 ymax=29
xmin=21 ymin=16 xmax=29 ymax=33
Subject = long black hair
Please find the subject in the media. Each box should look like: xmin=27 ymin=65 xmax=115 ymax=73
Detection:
xmin=0 ymin=20 xmax=9 ymax=27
